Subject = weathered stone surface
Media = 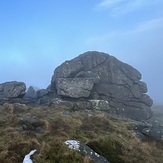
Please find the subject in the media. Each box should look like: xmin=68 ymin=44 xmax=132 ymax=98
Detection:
xmin=50 ymin=51 xmax=153 ymax=120
xmin=134 ymin=121 xmax=163 ymax=140
xmin=75 ymin=101 xmax=92 ymax=110
xmin=43 ymin=97 xmax=110 ymax=112
xmin=36 ymin=89 xmax=48 ymax=99
xmin=56 ymin=78 xmax=94 ymax=98
xmin=65 ymin=140 xmax=110 ymax=163
xmin=89 ymin=100 xmax=109 ymax=111
xmin=24 ymin=86 xmax=37 ymax=99
xmin=36 ymin=96 xmax=53 ymax=106
xmin=0 ymin=81 xmax=26 ymax=99
xmin=74 ymin=100 xmax=110 ymax=112
xmin=130 ymin=82 xmax=147 ymax=98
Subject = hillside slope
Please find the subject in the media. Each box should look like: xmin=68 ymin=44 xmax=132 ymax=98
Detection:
xmin=0 ymin=104 xmax=163 ymax=163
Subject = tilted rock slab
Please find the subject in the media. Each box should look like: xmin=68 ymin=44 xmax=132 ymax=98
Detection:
xmin=65 ymin=140 xmax=109 ymax=163
xmin=50 ymin=51 xmax=153 ymax=120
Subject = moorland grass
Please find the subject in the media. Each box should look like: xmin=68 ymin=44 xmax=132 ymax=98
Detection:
xmin=0 ymin=104 xmax=162 ymax=163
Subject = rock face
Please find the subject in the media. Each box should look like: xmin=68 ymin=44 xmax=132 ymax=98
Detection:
xmin=50 ymin=51 xmax=153 ymax=120
xmin=0 ymin=81 xmax=26 ymax=100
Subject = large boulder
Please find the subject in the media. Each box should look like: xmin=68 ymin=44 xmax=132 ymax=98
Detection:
xmin=50 ymin=51 xmax=153 ymax=120
xmin=0 ymin=81 xmax=26 ymax=99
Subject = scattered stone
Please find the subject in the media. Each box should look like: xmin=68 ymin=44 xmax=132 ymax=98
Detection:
xmin=19 ymin=118 xmax=43 ymax=132
xmin=64 ymin=140 xmax=109 ymax=163
xmin=134 ymin=121 xmax=163 ymax=140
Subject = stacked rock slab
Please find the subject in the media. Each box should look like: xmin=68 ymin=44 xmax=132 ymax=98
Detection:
xmin=50 ymin=51 xmax=153 ymax=120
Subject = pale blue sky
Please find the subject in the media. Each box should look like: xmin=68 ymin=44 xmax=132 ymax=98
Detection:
xmin=0 ymin=0 xmax=163 ymax=104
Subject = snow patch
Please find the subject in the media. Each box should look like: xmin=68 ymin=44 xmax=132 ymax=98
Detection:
xmin=95 ymin=152 xmax=100 ymax=157
xmin=22 ymin=149 xmax=37 ymax=163
xmin=64 ymin=140 xmax=80 ymax=151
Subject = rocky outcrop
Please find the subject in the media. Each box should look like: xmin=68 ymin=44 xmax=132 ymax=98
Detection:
xmin=0 ymin=51 xmax=153 ymax=121
xmin=0 ymin=81 xmax=26 ymax=103
xmin=50 ymin=51 xmax=153 ymax=120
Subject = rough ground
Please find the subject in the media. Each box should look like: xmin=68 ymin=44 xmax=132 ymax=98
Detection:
xmin=0 ymin=104 xmax=163 ymax=163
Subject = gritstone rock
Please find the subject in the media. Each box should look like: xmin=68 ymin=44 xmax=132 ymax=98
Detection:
xmin=50 ymin=51 xmax=153 ymax=120
xmin=24 ymin=86 xmax=37 ymax=99
xmin=0 ymin=81 xmax=26 ymax=100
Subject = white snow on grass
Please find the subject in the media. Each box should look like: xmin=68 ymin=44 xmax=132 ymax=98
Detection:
xmin=64 ymin=140 xmax=80 ymax=151
xmin=22 ymin=149 xmax=37 ymax=163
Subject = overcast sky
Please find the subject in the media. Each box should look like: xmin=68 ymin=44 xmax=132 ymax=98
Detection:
xmin=0 ymin=0 xmax=163 ymax=104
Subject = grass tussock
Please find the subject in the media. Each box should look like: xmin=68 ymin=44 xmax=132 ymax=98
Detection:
xmin=0 ymin=104 xmax=163 ymax=163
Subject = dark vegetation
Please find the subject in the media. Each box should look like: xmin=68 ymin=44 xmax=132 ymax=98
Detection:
xmin=0 ymin=104 xmax=163 ymax=163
